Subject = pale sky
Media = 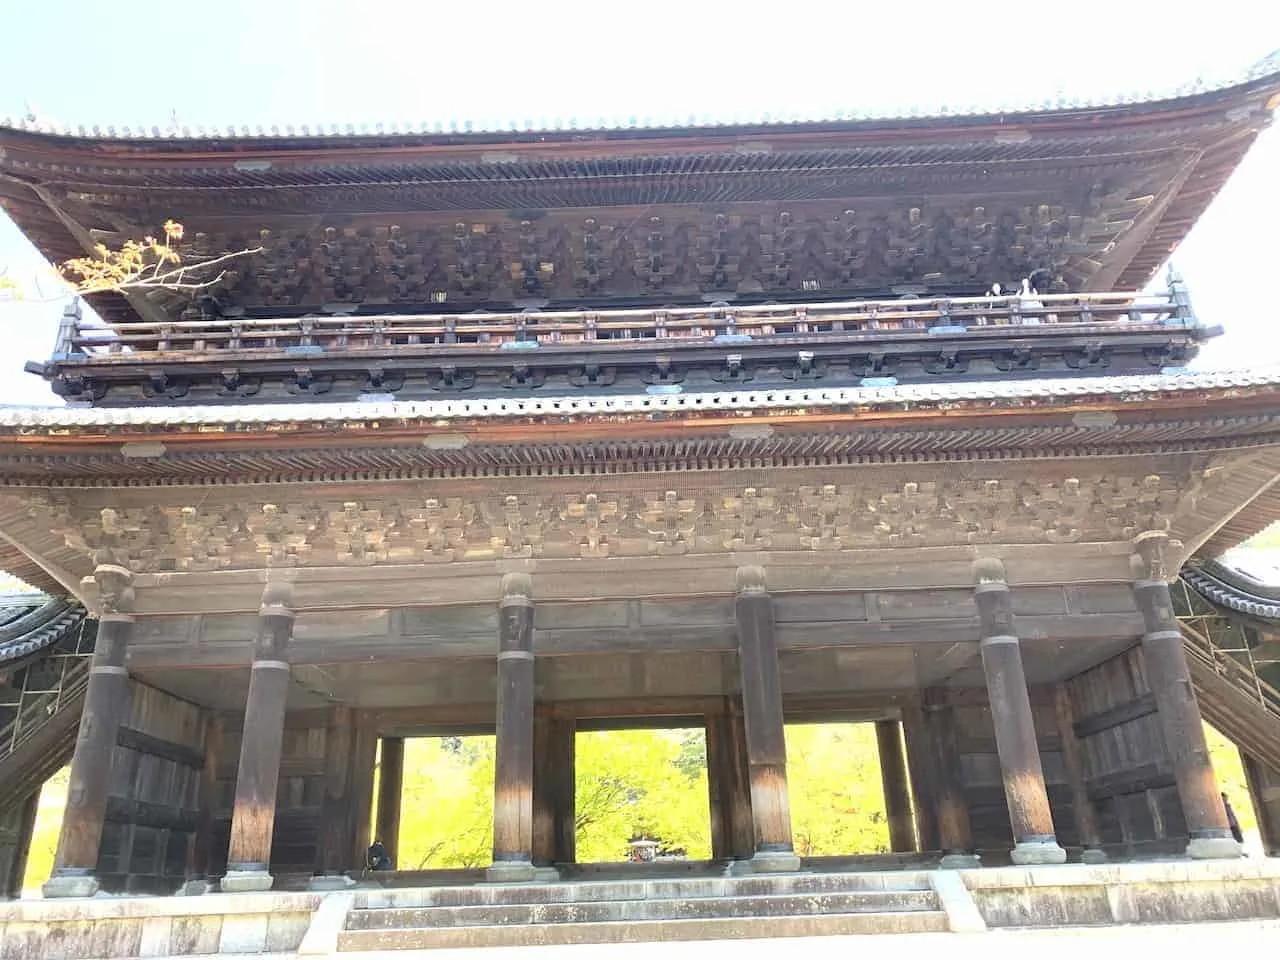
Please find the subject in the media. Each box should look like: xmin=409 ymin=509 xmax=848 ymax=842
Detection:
xmin=0 ymin=1 xmax=1277 ymax=406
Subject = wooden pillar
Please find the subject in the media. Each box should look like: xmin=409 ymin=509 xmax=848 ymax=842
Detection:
xmin=186 ymin=711 xmax=221 ymax=891
xmin=376 ymin=736 xmax=405 ymax=868
xmin=735 ymin=566 xmax=799 ymax=871
xmin=707 ymin=699 xmax=755 ymax=861
xmin=312 ymin=706 xmax=356 ymax=889
xmin=974 ymin=560 xmax=1066 ymax=865
xmin=0 ymin=789 xmax=40 ymax=900
xmin=1131 ymin=533 xmax=1239 ymax=859
xmin=922 ymin=686 xmax=978 ymax=867
xmin=223 ymin=582 xmax=295 ymax=892
xmin=44 ymin=564 xmax=134 ymax=898
xmin=532 ymin=714 xmax=575 ymax=867
xmin=901 ymin=702 xmax=939 ymax=852
xmin=1242 ymin=753 xmax=1280 ymax=856
xmin=875 ymin=719 xmax=916 ymax=853
xmin=1052 ymin=685 xmax=1106 ymax=862
xmin=345 ymin=713 xmax=378 ymax=870
xmin=488 ymin=573 xmax=537 ymax=882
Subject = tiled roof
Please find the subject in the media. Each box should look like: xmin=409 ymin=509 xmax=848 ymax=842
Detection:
xmin=1 ymin=369 xmax=1277 ymax=430
xmin=1181 ymin=563 xmax=1280 ymax=622
xmin=0 ymin=595 xmax=85 ymax=667
xmin=2 ymin=52 xmax=1276 ymax=141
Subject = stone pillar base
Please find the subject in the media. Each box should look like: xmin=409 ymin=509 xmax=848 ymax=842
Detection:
xmin=1187 ymin=836 xmax=1243 ymax=860
xmin=1080 ymin=848 xmax=1108 ymax=865
xmin=533 ymin=867 xmax=562 ymax=883
xmin=309 ymin=874 xmax=357 ymax=891
xmin=177 ymin=879 xmax=213 ymax=896
xmin=220 ymin=869 xmax=275 ymax=893
xmin=726 ymin=850 xmax=802 ymax=875
xmin=484 ymin=860 xmax=538 ymax=883
xmin=1011 ymin=840 xmax=1067 ymax=865
xmin=41 ymin=873 xmax=99 ymax=899
xmin=939 ymin=853 xmax=982 ymax=870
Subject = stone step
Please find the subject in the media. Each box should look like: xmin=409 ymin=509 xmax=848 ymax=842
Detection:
xmin=338 ymin=909 xmax=950 ymax=950
xmin=347 ymin=889 xmax=940 ymax=930
xmin=356 ymin=870 xmax=934 ymax=910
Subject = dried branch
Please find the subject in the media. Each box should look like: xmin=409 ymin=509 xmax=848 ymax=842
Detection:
xmin=0 ymin=220 xmax=260 ymax=303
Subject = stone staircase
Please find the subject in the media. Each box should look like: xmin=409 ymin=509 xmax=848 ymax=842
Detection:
xmin=339 ymin=871 xmax=949 ymax=950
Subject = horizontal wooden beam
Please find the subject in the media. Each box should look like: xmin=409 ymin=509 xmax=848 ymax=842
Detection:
xmin=1073 ymin=693 xmax=1158 ymax=739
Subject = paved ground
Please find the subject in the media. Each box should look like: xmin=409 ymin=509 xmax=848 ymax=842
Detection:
xmin=332 ymin=920 xmax=1280 ymax=960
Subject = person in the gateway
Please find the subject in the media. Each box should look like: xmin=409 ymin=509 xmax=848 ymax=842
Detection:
xmin=1222 ymin=792 xmax=1245 ymax=846
xmin=367 ymin=839 xmax=394 ymax=872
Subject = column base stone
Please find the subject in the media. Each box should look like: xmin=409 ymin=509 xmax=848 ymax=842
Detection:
xmin=484 ymin=860 xmax=538 ymax=883
xmin=1011 ymin=840 xmax=1067 ymax=865
xmin=42 ymin=873 xmax=99 ymax=899
xmin=177 ymin=879 xmax=213 ymax=896
xmin=1080 ymin=848 xmax=1109 ymax=865
xmin=939 ymin=853 xmax=982 ymax=870
xmin=221 ymin=869 xmax=275 ymax=893
xmin=728 ymin=850 xmax=802 ymax=874
xmin=309 ymin=874 xmax=357 ymax=891
xmin=1186 ymin=836 xmax=1243 ymax=860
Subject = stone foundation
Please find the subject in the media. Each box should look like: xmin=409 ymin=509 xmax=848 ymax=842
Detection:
xmin=0 ymin=891 xmax=320 ymax=959
xmin=1 ymin=861 xmax=1279 ymax=958
xmin=962 ymin=859 xmax=1280 ymax=928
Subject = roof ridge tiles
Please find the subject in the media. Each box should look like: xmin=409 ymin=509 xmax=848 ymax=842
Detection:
xmin=0 ymin=368 xmax=1277 ymax=429
xmin=3 ymin=51 xmax=1277 ymax=142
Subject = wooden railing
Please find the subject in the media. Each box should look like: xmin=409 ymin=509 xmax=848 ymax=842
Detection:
xmin=1180 ymin=618 xmax=1280 ymax=723
xmin=52 ymin=288 xmax=1198 ymax=361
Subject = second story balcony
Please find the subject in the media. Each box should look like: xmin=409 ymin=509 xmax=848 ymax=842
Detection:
xmin=25 ymin=277 xmax=1217 ymax=406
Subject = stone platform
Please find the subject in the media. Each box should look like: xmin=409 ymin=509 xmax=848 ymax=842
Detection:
xmin=0 ymin=859 xmax=1277 ymax=958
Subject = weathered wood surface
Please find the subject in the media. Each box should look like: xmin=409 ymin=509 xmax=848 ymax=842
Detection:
xmin=52 ymin=616 xmax=134 ymax=883
xmin=316 ymin=707 xmax=355 ymax=876
xmin=736 ymin=576 xmax=795 ymax=855
xmin=901 ymin=702 xmax=940 ymax=852
xmin=706 ymin=700 xmax=755 ymax=861
xmin=226 ymin=610 xmax=293 ymax=874
xmin=493 ymin=583 xmax=535 ymax=865
xmin=975 ymin=579 xmax=1060 ymax=846
xmin=0 ymin=790 xmax=38 ymax=900
xmin=375 ymin=736 xmax=405 ymax=867
xmin=1133 ymin=543 xmax=1232 ymax=844
xmin=1052 ymin=685 xmax=1103 ymax=852
xmin=922 ymin=688 xmax=974 ymax=855
xmin=1243 ymin=753 xmax=1280 ymax=856
xmin=875 ymin=719 xmax=916 ymax=853
xmin=531 ymin=716 xmax=575 ymax=866
xmin=1066 ymin=645 xmax=1189 ymax=857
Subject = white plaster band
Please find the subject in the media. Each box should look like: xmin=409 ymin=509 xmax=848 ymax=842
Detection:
xmin=1143 ymin=629 xmax=1183 ymax=643
xmin=498 ymin=650 xmax=534 ymax=661
xmin=91 ymin=665 xmax=129 ymax=676
xmin=99 ymin=613 xmax=136 ymax=624
xmin=979 ymin=635 xmax=1020 ymax=646
xmin=252 ymin=659 xmax=291 ymax=671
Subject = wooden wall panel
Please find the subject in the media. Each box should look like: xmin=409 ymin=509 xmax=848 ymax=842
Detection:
xmin=949 ymin=693 xmax=1076 ymax=857
xmin=1064 ymin=645 xmax=1187 ymax=859
xmin=95 ymin=681 xmax=205 ymax=894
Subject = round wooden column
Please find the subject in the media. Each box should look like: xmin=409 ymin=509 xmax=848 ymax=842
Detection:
xmin=1132 ymin=533 xmax=1239 ymax=859
xmin=922 ymin=687 xmax=979 ymax=867
xmin=44 ymin=565 xmax=135 ymax=899
xmin=487 ymin=573 xmax=537 ymax=882
xmin=734 ymin=566 xmax=800 ymax=873
xmin=875 ymin=720 xmax=917 ymax=853
xmin=974 ymin=560 xmax=1066 ymax=865
xmin=223 ymin=583 xmax=295 ymax=892
xmin=376 ymin=736 xmax=405 ymax=868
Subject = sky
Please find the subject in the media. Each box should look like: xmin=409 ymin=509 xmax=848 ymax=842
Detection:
xmin=0 ymin=1 xmax=1277 ymax=406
